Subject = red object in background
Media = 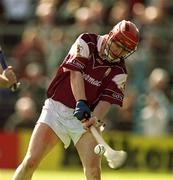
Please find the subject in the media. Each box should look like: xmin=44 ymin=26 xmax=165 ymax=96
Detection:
xmin=0 ymin=132 xmax=18 ymax=169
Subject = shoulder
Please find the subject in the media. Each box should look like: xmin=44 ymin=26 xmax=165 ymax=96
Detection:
xmin=72 ymin=33 xmax=98 ymax=55
xmin=68 ymin=33 xmax=98 ymax=58
xmin=78 ymin=33 xmax=98 ymax=45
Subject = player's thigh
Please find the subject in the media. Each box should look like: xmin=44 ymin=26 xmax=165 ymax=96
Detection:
xmin=24 ymin=122 xmax=59 ymax=163
xmin=75 ymin=131 xmax=101 ymax=168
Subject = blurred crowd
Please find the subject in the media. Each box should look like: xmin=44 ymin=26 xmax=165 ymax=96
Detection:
xmin=0 ymin=0 xmax=173 ymax=136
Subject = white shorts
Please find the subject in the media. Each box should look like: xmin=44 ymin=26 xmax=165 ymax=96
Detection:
xmin=37 ymin=98 xmax=86 ymax=148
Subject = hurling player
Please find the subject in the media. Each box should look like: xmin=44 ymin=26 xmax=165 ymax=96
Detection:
xmin=13 ymin=20 xmax=139 ymax=180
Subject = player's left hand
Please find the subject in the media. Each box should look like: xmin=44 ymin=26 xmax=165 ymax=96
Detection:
xmin=73 ymin=100 xmax=91 ymax=120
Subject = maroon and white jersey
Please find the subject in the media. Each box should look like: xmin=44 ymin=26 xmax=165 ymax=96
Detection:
xmin=47 ymin=33 xmax=127 ymax=110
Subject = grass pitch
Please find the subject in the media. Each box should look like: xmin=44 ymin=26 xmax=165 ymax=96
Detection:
xmin=1 ymin=169 xmax=172 ymax=180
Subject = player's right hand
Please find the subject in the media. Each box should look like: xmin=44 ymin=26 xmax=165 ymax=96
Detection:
xmin=73 ymin=100 xmax=91 ymax=121
xmin=82 ymin=117 xmax=96 ymax=130
xmin=82 ymin=116 xmax=105 ymax=130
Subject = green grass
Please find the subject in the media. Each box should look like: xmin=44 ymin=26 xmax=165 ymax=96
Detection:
xmin=1 ymin=169 xmax=172 ymax=180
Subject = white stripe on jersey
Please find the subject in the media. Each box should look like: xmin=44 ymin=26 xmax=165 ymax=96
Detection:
xmin=112 ymin=74 xmax=127 ymax=92
xmin=69 ymin=36 xmax=90 ymax=58
xmin=97 ymin=35 xmax=107 ymax=52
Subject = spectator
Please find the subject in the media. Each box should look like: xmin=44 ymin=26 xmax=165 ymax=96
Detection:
xmin=4 ymin=96 xmax=39 ymax=131
xmin=66 ymin=6 xmax=101 ymax=42
xmin=32 ymin=0 xmax=68 ymax=76
xmin=12 ymin=26 xmax=47 ymax=79
xmin=138 ymin=68 xmax=172 ymax=136
xmin=2 ymin=0 xmax=34 ymax=24
xmin=19 ymin=62 xmax=48 ymax=112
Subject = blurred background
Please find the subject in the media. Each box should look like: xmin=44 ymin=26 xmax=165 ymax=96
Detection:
xmin=0 ymin=0 xmax=173 ymax=173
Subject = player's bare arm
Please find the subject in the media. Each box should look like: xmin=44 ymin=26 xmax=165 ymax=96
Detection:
xmin=70 ymin=70 xmax=87 ymax=101
xmin=83 ymin=101 xmax=111 ymax=129
xmin=93 ymin=101 xmax=111 ymax=120
xmin=70 ymin=69 xmax=91 ymax=120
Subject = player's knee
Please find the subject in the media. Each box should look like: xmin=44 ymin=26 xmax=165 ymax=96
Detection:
xmin=23 ymin=155 xmax=39 ymax=171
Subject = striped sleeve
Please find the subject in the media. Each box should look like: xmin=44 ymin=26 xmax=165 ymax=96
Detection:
xmin=62 ymin=34 xmax=90 ymax=72
xmin=100 ymin=74 xmax=127 ymax=106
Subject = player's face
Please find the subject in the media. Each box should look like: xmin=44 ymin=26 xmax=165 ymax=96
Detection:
xmin=108 ymin=40 xmax=130 ymax=61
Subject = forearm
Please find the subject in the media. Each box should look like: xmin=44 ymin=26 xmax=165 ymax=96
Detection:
xmin=93 ymin=101 xmax=111 ymax=121
xmin=82 ymin=101 xmax=111 ymax=129
xmin=70 ymin=70 xmax=91 ymax=120
xmin=70 ymin=70 xmax=86 ymax=101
